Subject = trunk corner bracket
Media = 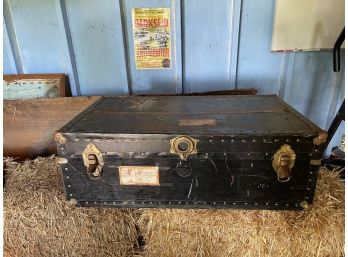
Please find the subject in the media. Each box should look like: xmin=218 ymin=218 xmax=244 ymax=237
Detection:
xmin=313 ymin=131 xmax=328 ymax=146
xmin=55 ymin=133 xmax=66 ymax=144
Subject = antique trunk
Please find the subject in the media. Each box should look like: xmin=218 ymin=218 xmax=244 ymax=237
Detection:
xmin=55 ymin=95 xmax=327 ymax=210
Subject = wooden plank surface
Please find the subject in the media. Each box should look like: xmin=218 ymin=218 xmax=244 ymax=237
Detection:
xmin=139 ymin=88 xmax=257 ymax=96
xmin=4 ymin=96 xmax=100 ymax=160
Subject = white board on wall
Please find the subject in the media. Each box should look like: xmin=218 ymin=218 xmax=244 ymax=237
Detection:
xmin=272 ymin=0 xmax=345 ymax=51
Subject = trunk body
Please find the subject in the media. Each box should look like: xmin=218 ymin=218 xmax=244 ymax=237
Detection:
xmin=56 ymin=95 xmax=326 ymax=210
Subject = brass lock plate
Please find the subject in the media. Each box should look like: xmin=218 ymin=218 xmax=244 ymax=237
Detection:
xmin=272 ymin=144 xmax=296 ymax=182
xmin=170 ymin=135 xmax=198 ymax=160
xmin=82 ymin=143 xmax=104 ymax=179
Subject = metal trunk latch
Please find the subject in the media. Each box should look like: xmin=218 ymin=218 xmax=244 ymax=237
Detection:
xmin=170 ymin=135 xmax=198 ymax=160
xmin=82 ymin=143 xmax=104 ymax=179
xmin=272 ymin=144 xmax=296 ymax=183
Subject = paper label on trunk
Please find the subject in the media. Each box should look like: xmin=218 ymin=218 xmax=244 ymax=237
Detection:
xmin=178 ymin=119 xmax=217 ymax=126
xmin=119 ymin=166 xmax=160 ymax=186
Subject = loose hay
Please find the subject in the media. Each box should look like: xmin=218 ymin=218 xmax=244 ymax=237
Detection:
xmin=138 ymin=168 xmax=344 ymax=257
xmin=4 ymin=156 xmax=140 ymax=257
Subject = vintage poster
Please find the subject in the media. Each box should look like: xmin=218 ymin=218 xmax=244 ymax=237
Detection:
xmin=132 ymin=8 xmax=171 ymax=69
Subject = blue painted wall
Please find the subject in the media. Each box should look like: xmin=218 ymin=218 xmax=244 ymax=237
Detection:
xmin=183 ymin=0 xmax=236 ymax=92
xmin=3 ymin=0 xmax=345 ymax=151
xmin=65 ymin=0 xmax=129 ymax=95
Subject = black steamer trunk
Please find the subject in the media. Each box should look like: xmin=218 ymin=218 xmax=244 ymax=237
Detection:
xmin=55 ymin=95 xmax=327 ymax=210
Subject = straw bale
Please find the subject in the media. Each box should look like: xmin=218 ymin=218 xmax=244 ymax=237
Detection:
xmin=138 ymin=167 xmax=344 ymax=257
xmin=4 ymin=156 xmax=140 ymax=257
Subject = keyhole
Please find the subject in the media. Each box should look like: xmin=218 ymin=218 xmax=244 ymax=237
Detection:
xmin=178 ymin=141 xmax=189 ymax=152
xmin=87 ymin=154 xmax=98 ymax=174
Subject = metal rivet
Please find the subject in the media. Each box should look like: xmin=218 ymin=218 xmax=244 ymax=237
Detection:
xmin=233 ymin=202 xmax=236 ymax=205
xmin=87 ymin=138 xmax=91 ymax=141
xmin=113 ymin=202 xmax=116 ymax=204
xmin=297 ymin=139 xmax=300 ymax=142
xmin=223 ymin=202 xmax=226 ymax=205
xmin=309 ymin=179 xmax=312 ymax=182
xmin=247 ymin=153 xmax=250 ymax=156
xmin=94 ymin=202 xmax=97 ymax=204
xmin=266 ymin=202 xmax=269 ymax=205
xmin=309 ymin=153 xmax=313 ymax=156
xmin=213 ymin=202 xmax=216 ymax=205
xmin=263 ymin=139 xmax=267 ymax=142
xmin=209 ymin=139 xmax=213 ymax=142
xmin=254 ymin=203 xmax=258 ymax=205
xmin=149 ymin=201 xmax=152 ymax=204
xmin=286 ymin=139 xmax=290 ymax=142
xmin=244 ymin=202 xmax=248 ymax=205
xmin=286 ymin=204 xmax=289 ymax=206
xmin=141 ymin=202 xmax=144 ymax=204
xmin=231 ymin=139 xmax=234 ymax=142
xmin=68 ymin=185 xmax=71 ymax=188
xmin=315 ymin=149 xmax=318 ymax=152
xmin=194 ymin=202 xmax=197 ymax=205
xmin=158 ymin=201 xmax=161 ymax=204
xmin=61 ymin=147 xmax=64 ymax=150
xmin=275 ymin=203 xmax=278 ymax=206
xmin=69 ymin=194 xmax=73 ymax=197
xmin=203 ymin=202 xmax=206 ymax=205
xmin=75 ymin=138 xmax=80 ymax=141
xmin=104 ymin=202 xmax=107 ymax=204
xmin=252 ymin=139 xmax=256 ymax=142
xmin=65 ymin=168 xmax=68 ymax=171
xmin=251 ymin=163 xmax=254 ymax=168
xmin=186 ymin=202 xmax=188 ymax=204
xmin=305 ymin=197 xmax=309 ymax=200
xmin=307 ymin=187 xmax=310 ymax=190
xmin=66 ymin=176 xmax=69 ymax=179
xmin=169 ymin=201 xmax=171 ymax=204
xmin=242 ymin=139 xmax=246 ymax=142
xmin=205 ymin=153 xmax=209 ymax=156
xmin=85 ymin=202 xmax=88 ymax=204
xmin=274 ymin=139 xmax=278 ymax=142
xmin=98 ymin=139 xmax=101 ymax=141
xmin=265 ymin=153 xmax=269 ymax=156
xmin=178 ymin=201 xmax=181 ymax=204
xmin=309 ymin=172 xmax=313 ymax=175
xmin=221 ymin=139 xmax=224 ymax=142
